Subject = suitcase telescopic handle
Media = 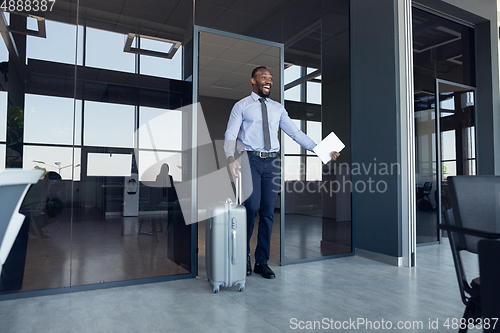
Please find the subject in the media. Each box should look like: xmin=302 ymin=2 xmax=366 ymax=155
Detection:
xmin=235 ymin=169 xmax=242 ymax=205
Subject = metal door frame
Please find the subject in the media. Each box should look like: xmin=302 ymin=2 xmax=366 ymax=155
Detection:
xmin=192 ymin=25 xmax=285 ymax=265
xmin=435 ymin=78 xmax=477 ymax=242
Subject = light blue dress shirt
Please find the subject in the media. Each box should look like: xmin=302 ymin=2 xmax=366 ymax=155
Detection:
xmin=224 ymin=92 xmax=317 ymax=158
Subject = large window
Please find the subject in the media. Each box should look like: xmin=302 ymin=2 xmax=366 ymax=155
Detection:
xmin=139 ymin=40 xmax=183 ymax=80
xmin=284 ymin=66 xmax=323 ymax=183
xmin=84 ymin=101 xmax=135 ymax=148
xmin=85 ymin=28 xmax=135 ymax=73
xmin=138 ymin=107 xmax=183 ymax=182
xmin=24 ymin=95 xmax=81 ymax=145
xmin=27 ymin=20 xmax=83 ymax=66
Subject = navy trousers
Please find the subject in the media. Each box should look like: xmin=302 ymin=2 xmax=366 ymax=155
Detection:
xmin=244 ymin=155 xmax=280 ymax=265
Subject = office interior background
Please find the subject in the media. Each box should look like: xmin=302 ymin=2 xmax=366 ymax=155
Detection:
xmin=0 ymin=0 xmax=499 ymax=299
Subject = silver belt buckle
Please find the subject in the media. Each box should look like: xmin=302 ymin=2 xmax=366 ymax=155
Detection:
xmin=259 ymin=151 xmax=265 ymax=158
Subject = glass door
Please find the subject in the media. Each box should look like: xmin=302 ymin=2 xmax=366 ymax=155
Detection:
xmin=414 ymin=80 xmax=476 ymax=245
xmin=412 ymin=6 xmax=476 ymax=246
xmin=193 ymin=26 xmax=283 ymax=272
xmin=437 ymin=80 xmax=476 ymax=230
xmin=282 ymin=22 xmax=352 ymax=264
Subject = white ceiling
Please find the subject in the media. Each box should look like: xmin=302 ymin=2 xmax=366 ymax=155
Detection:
xmin=199 ymin=31 xmax=281 ymax=101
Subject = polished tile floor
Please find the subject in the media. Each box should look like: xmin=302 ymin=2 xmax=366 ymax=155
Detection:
xmin=198 ymin=212 xmax=351 ymax=278
xmin=20 ymin=209 xmax=350 ymax=292
xmin=0 ymin=240 xmax=480 ymax=333
xmin=20 ymin=211 xmax=189 ymax=292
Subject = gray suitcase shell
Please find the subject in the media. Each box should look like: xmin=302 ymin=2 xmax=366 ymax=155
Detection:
xmin=205 ymin=174 xmax=246 ymax=293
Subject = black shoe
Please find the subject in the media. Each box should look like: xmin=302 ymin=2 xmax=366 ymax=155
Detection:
xmin=247 ymin=255 xmax=252 ymax=276
xmin=254 ymin=263 xmax=275 ymax=279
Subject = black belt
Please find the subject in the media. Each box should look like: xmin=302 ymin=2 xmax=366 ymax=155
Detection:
xmin=247 ymin=151 xmax=279 ymax=158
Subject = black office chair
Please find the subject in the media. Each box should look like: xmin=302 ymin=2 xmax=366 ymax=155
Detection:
xmin=438 ymin=176 xmax=500 ymax=333
xmin=478 ymin=239 xmax=500 ymax=332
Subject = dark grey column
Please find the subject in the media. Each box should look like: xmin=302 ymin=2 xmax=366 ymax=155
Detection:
xmin=475 ymin=21 xmax=499 ymax=175
xmin=350 ymin=0 xmax=403 ymax=262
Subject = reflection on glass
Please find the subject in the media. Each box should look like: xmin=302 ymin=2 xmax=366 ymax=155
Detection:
xmin=20 ymin=169 xmax=72 ymax=291
xmin=306 ymin=157 xmax=322 ymax=181
xmin=86 ymin=28 xmax=135 ymax=73
xmin=469 ymin=160 xmax=476 ymax=175
xmin=283 ymin=119 xmax=301 ymax=154
xmin=285 ymin=85 xmax=301 ymax=102
xmin=413 ymin=6 xmax=476 ymax=242
xmin=281 ymin=17 xmax=351 ymax=261
xmin=306 ymin=121 xmax=321 ymax=155
xmin=87 ymin=153 xmax=131 ymax=177
xmin=285 ymin=65 xmax=300 ymax=84
xmin=139 ymin=107 xmax=182 ymax=150
xmin=0 ymin=0 xmax=195 ymax=295
xmin=283 ymin=156 xmax=302 ymax=181
xmin=284 ymin=65 xmax=301 ymax=102
xmin=440 ymin=96 xmax=454 ymax=110
xmin=84 ymin=101 xmax=134 ymax=148
xmin=442 ymin=161 xmax=457 ymax=180
xmin=306 ymin=67 xmax=321 ymax=105
xmin=441 ymin=130 xmax=456 ymax=161
xmin=23 ymin=145 xmax=77 ymax=180
xmin=0 ymin=30 xmax=7 ymax=62
xmin=27 ymin=20 xmax=84 ymax=66
xmin=412 ymin=8 xmax=475 ymax=87
xmin=468 ymin=127 xmax=476 ymax=159
xmin=68 ymin=147 xmax=82 ymax=182
xmin=139 ymin=151 xmax=182 ymax=182
xmin=415 ymin=101 xmax=438 ymax=244
xmin=307 ymin=81 xmax=321 ymax=105
xmin=140 ymin=45 xmax=183 ymax=80
xmin=438 ymin=87 xmax=476 ymax=220
xmin=24 ymin=95 xmax=82 ymax=145
xmin=0 ymin=91 xmax=6 ymax=141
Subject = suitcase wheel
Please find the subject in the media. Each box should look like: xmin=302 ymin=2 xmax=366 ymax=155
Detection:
xmin=236 ymin=281 xmax=245 ymax=292
xmin=211 ymin=282 xmax=223 ymax=293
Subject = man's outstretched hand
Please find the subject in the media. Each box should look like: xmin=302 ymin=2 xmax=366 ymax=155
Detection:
xmin=227 ymin=156 xmax=241 ymax=177
xmin=330 ymin=151 xmax=340 ymax=161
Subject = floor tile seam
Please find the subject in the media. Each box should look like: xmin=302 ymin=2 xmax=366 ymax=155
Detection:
xmin=205 ymin=263 xmax=348 ymax=331
xmin=219 ymin=290 xmax=288 ymax=332
xmin=119 ymin=246 xmax=158 ymax=278
xmin=280 ymin=256 xmax=389 ymax=276
xmin=185 ymin=276 xmax=290 ymax=330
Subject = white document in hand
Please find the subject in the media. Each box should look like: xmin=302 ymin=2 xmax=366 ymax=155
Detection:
xmin=313 ymin=132 xmax=345 ymax=164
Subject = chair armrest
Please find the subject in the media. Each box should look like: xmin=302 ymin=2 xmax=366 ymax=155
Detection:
xmin=438 ymin=224 xmax=500 ymax=239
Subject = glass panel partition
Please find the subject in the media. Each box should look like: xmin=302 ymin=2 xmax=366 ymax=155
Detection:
xmin=1 ymin=0 xmax=194 ymax=295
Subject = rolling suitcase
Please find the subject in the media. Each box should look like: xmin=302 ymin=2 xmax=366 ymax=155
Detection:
xmin=206 ymin=170 xmax=246 ymax=293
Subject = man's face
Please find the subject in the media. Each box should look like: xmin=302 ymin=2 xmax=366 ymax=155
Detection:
xmin=251 ymin=69 xmax=273 ymax=97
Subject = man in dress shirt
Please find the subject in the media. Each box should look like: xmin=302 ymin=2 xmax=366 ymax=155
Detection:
xmin=224 ymin=66 xmax=340 ymax=279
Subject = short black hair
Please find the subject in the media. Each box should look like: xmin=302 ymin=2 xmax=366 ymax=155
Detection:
xmin=252 ymin=66 xmax=267 ymax=78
